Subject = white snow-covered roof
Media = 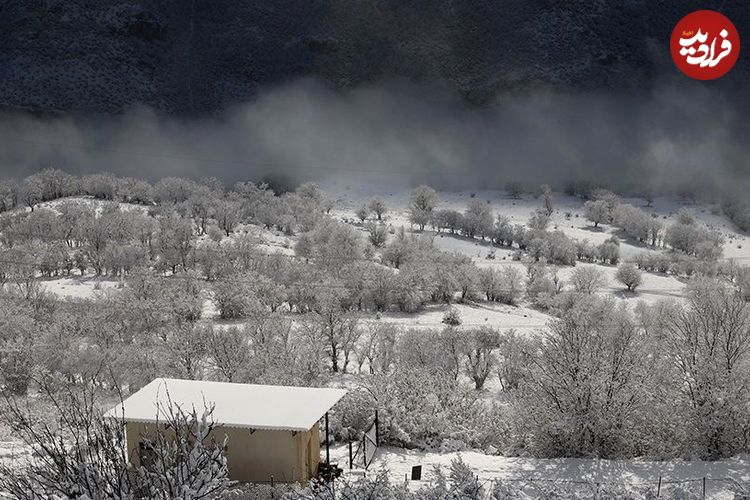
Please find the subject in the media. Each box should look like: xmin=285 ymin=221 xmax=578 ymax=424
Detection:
xmin=105 ymin=378 xmax=347 ymax=432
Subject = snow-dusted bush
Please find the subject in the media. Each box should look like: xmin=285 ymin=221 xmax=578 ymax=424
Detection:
xmin=442 ymin=306 xmax=462 ymax=326
xmin=366 ymin=222 xmax=389 ymax=247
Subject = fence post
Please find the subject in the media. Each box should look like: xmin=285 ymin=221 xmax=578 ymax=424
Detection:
xmin=375 ymin=410 xmax=380 ymax=445
xmin=702 ymin=477 xmax=706 ymax=500
xmin=362 ymin=435 xmax=367 ymax=469
xmin=325 ymin=412 xmax=330 ymax=464
xmin=657 ymin=475 xmax=661 ymax=497
xmin=349 ymin=441 xmax=353 ymax=469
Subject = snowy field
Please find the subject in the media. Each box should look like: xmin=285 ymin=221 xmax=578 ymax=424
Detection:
xmin=331 ymin=445 xmax=750 ymax=499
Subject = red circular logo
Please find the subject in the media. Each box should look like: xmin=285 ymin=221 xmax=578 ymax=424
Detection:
xmin=670 ymin=10 xmax=740 ymax=80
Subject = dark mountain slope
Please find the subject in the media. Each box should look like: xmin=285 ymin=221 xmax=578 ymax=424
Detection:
xmin=0 ymin=0 xmax=748 ymax=114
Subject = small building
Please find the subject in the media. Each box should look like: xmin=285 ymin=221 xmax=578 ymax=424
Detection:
xmin=106 ymin=378 xmax=347 ymax=484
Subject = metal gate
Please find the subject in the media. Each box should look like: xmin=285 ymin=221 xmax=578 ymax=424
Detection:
xmin=349 ymin=410 xmax=379 ymax=470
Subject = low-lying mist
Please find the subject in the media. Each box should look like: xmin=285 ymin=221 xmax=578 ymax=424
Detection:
xmin=1 ymin=79 xmax=748 ymax=197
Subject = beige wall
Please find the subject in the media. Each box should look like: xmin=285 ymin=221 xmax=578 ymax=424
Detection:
xmin=126 ymin=421 xmax=322 ymax=483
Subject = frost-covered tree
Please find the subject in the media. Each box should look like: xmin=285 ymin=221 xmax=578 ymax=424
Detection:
xmin=19 ymin=177 xmax=43 ymax=211
xmin=665 ymin=214 xmax=724 ymax=258
xmin=525 ymin=264 xmax=562 ymax=308
xmin=527 ymin=210 xmax=550 ymax=231
xmin=584 ymin=199 xmax=609 ymax=227
xmin=82 ymin=173 xmax=119 ymax=200
xmin=518 ymin=297 xmax=649 ymax=457
xmin=212 ymin=274 xmax=262 ymax=320
xmin=662 ymin=279 xmax=750 ymax=459
xmin=305 ymin=285 xmax=358 ymax=373
xmin=463 ymin=327 xmax=500 ymax=390
xmin=493 ymin=215 xmax=515 ymax=246
xmin=356 ymin=323 xmax=397 ymax=374
xmin=28 ymin=167 xmax=79 ymax=201
xmin=462 ymin=199 xmax=493 ymax=239
xmin=408 ymin=185 xmax=439 ymax=231
xmin=541 ymin=184 xmax=554 ymax=216
xmin=570 ymin=265 xmax=607 ymax=294
xmin=496 ymin=329 xmax=528 ymax=392
xmin=615 ymin=263 xmax=642 ymax=292
xmin=206 ymin=325 xmax=251 ymax=382
xmin=157 ymin=212 xmax=195 ymax=272
xmin=597 ymin=237 xmax=620 ymax=265
xmin=432 ymin=209 xmax=463 ymax=234
xmin=368 ymin=197 xmax=388 ymax=221
xmin=479 ymin=267 xmax=523 ymax=305
xmin=295 ymin=219 xmax=365 ymax=271
xmin=355 ymin=203 xmax=370 ymax=223
xmin=213 ymin=197 xmax=242 ymax=236
xmin=153 ymin=176 xmax=200 ymax=204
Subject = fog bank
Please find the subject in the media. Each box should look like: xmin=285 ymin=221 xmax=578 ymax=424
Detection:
xmin=1 ymin=79 xmax=748 ymax=196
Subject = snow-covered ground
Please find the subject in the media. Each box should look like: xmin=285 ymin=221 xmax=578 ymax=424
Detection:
xmin=362 ymin=302 xmax=549 ymax=333
xmin=40 ymin=276 xmax=121 ymax=299
xmin=331 ymin=445 xmax=750 ymax=499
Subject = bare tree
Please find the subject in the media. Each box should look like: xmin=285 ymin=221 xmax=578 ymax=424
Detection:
xmin=464 ymin=327 xmax=500 ymax=390
xmin=0 ymin=378 xmax=230 ymax=499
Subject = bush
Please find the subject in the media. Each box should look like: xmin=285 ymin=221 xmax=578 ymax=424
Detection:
xmin=442 ymin=307 xmax=462 ymax=326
